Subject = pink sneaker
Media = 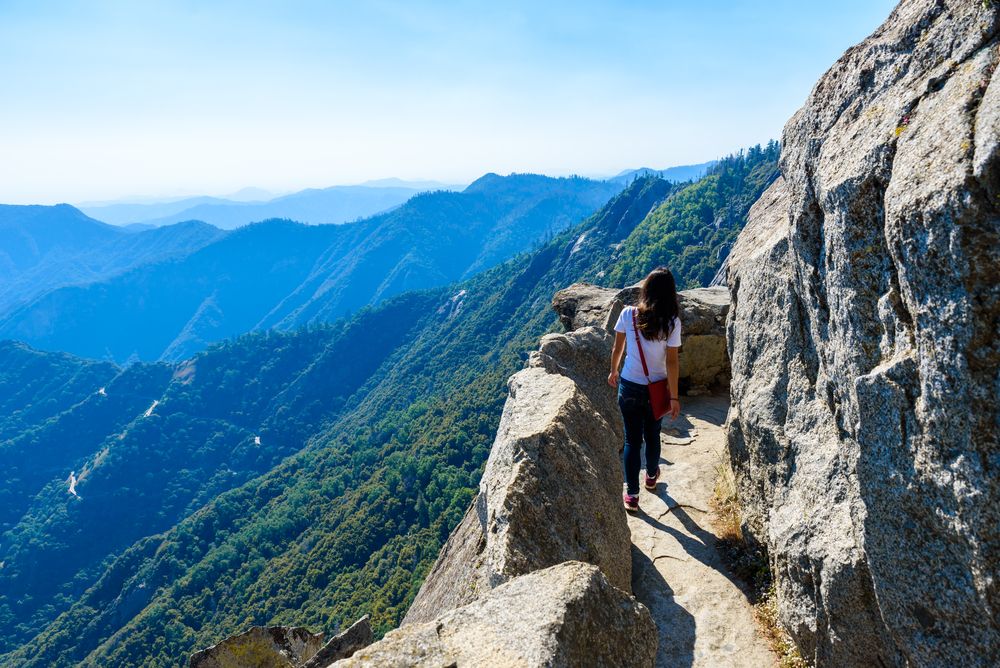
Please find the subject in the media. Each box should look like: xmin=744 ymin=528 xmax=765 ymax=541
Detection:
xmin=622 ymin=492 xmax=639 ymax=512
xmin=644 ymin=466 xmax=661 ymax=490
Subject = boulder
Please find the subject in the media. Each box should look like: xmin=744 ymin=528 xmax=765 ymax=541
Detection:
xmin=550 ymin=283 xmax=620 ymax=331
xmin=527 ymin=326 xmax=622 ymax=443
xmin=726 ymin=1 xmax=1000 ymax=665
xmin=477 ymin=362 xmax=630 ymax=592
xmin=333 ymin=562 xmax=656 ymax=668
xmin=188 ymin=626 xmax=324 ymax=668
xmin=552 ymin=282 xmax=731 ymax=392
xmin=303 ymin=616 xmax=373 ymax=668
xmin=189 ymin=617 xmax=372 ymax=668
xmin=403 ymin=325 xmax=630 ymax=624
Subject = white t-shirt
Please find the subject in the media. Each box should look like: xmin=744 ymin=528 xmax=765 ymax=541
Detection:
xmin=614 ymin=306 xmax=681 ymax=384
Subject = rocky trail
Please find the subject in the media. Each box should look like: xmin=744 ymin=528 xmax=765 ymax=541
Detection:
xmin=629 ymin=390 xmax=773 ymax=668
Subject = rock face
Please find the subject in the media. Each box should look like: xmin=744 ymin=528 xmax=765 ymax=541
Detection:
xmin=550 ymin=283 xmax=620 ymax=331
xmin=302 ymin=616 xmax=373 ymax=668
xmin=189 ymin=626 xmax=325 ymax=668
xmin=552 ymin=281 xmax=731 ymax=392
xmin=403 ymin=325 xmax=630 ymax=624
xmin=189 ymin=617 xmax=372 ymax=668
xmin=397 ymin=503 xmax=490 ymax=625
xmin=333 ymin=562 xmax=656 ymax=668
xmin=726 ymin=2 xmax=1000 ymax=666
xmin=477 ymin=358 xmax=629 ymax=592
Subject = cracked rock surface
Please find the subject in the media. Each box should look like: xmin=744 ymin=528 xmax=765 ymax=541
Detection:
xmin=629 ymin=393 xmax=772 ymax=668
xmin=403 ymin=326 xmax=633 ymax=625
xmin=331 ymin=562 xmax=655 ymax=668
xmin=727 ymin=0 xmax=1000 ymax=665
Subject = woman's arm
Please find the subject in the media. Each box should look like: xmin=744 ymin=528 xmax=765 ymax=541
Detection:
xmin=666 ymin=346 xmax=680 ymax=420
xmin=607 ymin=331 xmax=627 ymax=387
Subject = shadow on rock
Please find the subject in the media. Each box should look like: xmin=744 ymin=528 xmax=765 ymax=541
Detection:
xmin=631 ymin=544 xmax=695 ymax=668
xmin=637 ymin=505 xmax=754 ymax=608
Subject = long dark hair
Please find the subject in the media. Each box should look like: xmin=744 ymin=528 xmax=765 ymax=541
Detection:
xmin=636 ymin=266 xmax=679 ymax=341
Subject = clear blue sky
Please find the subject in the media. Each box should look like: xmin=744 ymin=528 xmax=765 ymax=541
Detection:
xmin=0 ymin=0 xmax=899 ymax=204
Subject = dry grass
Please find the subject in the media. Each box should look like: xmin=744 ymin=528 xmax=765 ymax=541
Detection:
xmin=755 ymin=586 xmax=812 ymax=668
xmin=710 ymin=448 xmax=813 ymax=668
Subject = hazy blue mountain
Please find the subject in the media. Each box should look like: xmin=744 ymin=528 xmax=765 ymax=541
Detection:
xmin=607 ymin=161 xmax=717 ymax=184
xmin=0 ymin=174 xmax=621 ymax=364
xmin=80 ymin=185 xmax=438 ymax=230
xmin=220 ymin=187 xmax=286 ymax=201
xmin=253 ymin=174 xmax=621 ymax=333
xmin=355 ymin=178 xmax=467 ymax=190
xmin=74 ymin=192 xmax=209 ymax=207
xmin=121 ymin=222 xmax=158 ymax=233
xmin=0 ymin=205 xmax=121 ymax=278
xmin=139 ymin=185 xmax=426 ymax=229
xmin=78 ymin=196 xmax=250 ymax=226
xmin=0 ymin=205 xmax=225 ymax=311
xmin=77 ymin=189 xmax=287 ymax=225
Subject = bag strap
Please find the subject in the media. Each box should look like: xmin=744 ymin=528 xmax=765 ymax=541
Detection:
xmin=631 ymin=308 xmax=652 ymax=385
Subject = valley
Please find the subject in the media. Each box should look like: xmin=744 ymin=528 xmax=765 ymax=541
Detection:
xmin=0 ymin=174 xmax=622 ymax=364
xmin=0 ymin=151 xmax=779 ymax=667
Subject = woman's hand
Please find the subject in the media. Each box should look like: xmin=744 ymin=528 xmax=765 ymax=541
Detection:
xmin=669 ymin=398 xmax=681 ymax=421
xmin=608 ymin=332 xmax=626 ymax=388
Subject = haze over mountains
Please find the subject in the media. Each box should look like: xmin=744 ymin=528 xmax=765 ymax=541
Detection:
xmin=0 ymin=205 xmax=224 ymax=311
xmin=0 ymin=173 xmax=622 ymax=364
xmin=73 ymin=170 xmax=710 ymax=232
xmin=77 ymin=180 xmax=468 ymax=230
xmin=599 ymin=161 xmax=717 ymax=184
xmin=0 ymin=148 xmax=781 ymax=668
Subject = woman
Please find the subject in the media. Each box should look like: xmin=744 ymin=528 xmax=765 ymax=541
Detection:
xmin=607 ymin=266 xmax=681 ymax=512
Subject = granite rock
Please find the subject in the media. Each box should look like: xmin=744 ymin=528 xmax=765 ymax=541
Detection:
xmin=332 ymin=562 xmax=655 ymax=668
xmin=726 ymin=1 xmax=1000 ymax=665
xmin=400 ymin=502 xmax=489 ymax=626
xmin=188 ymin=626 xmax=325 ymax=668
xmin=477 ymin=362 xmax=630 ymax=592
xmin=303 ymin=616 xmax=373 ymax=668
xmin=552 ymin=282 xmax=731 ymax=392
xmin=550 ymin=283 xmax=620 ymax=332
xmin=403 ymin=324 xmax=630 ymax=624
xmin=189 ymin=618 xmax=372 ymax=668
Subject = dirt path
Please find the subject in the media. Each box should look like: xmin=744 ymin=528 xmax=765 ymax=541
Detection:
xmin=628 ymin=391 xmax=774 ymax=668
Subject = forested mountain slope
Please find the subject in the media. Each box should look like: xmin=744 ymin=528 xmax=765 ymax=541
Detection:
xmin=561 ymin=142 xmax=781 ymax=290
xmin=0 ymin=174 xmax=621 ymax=365
xmin=0 ymin=147 xmax=775 ymax=668
xmin=0 ymin=206 xmax=224 ymax=311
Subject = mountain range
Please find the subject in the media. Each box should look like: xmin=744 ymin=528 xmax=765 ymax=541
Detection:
xmin=74 ymin=169 xmax=710 ymax=232
xmin=0 ymin=205 xmax=224 ymax=312
xmin=0 ymin=146 xmax=780 ymax=668
xmin=603 ymin=161 xmax=717 ymax=184
xmin=0 ymin=174 xmax=623 ymax=364
xmin=78 ymin=185 xmax=454 ymax=230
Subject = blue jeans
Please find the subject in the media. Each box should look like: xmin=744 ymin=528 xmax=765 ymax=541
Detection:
xmin=618 ymin=378 xmax=662 ymax=496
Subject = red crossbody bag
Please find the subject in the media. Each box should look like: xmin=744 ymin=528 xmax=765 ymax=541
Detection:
xmin=632 ymin=308 xmax=672 ymax=420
